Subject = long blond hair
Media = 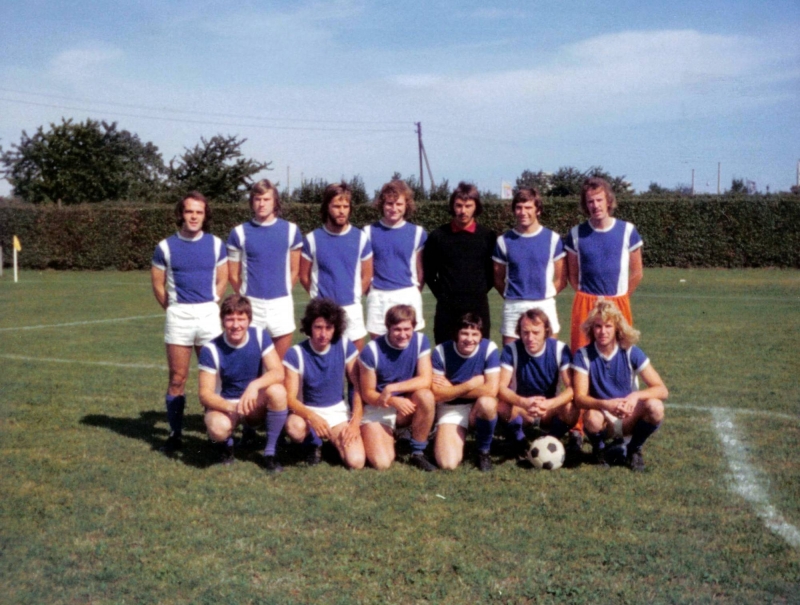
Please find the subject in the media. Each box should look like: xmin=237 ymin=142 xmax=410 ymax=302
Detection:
xmin=581 ymin=299 xmax=640 ymax=349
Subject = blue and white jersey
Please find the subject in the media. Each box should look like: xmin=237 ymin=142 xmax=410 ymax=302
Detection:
xmin=500 ymin=338 xmax=571 ymax=399
xmin=226 ymin=218 xmax=303 ymax=300
xmin=152 ymin=232 xmax=227 ymax=305
xmin=493 ymin=227 xmax=565 ymax=300
xmin=198 ymin=327 xmax=274 ymax=400
xmin=563 ymin=219 xmax=642 ymax=296
xmin=302 ymin=225 xmax=373 ymax=306
xmin=359 ymin=332 xmax=431 ymax=392
xmin=283 ymin=337 xmax=358 ymax=408
xmin=364 ymin=220 xmax=427 ymax=291
xmin=572 ymin=344 xmax=650 ymax=400
xmin=432 ymin=339 xmax=500 ymax=404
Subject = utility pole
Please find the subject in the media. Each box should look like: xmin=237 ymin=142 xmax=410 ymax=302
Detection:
xmin=717 ymin=162 xmax=721 ymax=195
xmin=287 ymin=166 xmax=291 ymax=193
xmin=416 ymin=122 xmax=425 ymax=195
xmin=691 ymin=169 xmax=695 ymax=196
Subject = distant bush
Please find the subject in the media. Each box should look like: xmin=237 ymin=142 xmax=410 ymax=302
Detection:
xmin=1 ymin=195 xmax=798 ymax=269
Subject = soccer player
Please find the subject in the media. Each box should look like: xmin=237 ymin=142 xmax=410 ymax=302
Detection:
xmin=300 ymin=181 xmax=373 ymax=351
xmin=497 ymin=309 xmax=579 ymax=462
xmin=564 ymin=177 xmax=643 ymax=352
xmin=430 ymin=313 xmax=500 ymax=472
xmin=227 ymin=179 xmax=303 ymax=359
xmin=493 ymin=187 xmax=566 ymax=345
xmin=151 ymin=192 xmax=228 ymax=453
xmin=363 ymin=179 xmax=427 ymax=339
xmin=283 ymin=299 xmax=366 ymax=469
xmin=197 ymin=295 xmax=288 ymax=472
xmin=423 ymin=182 xmax=496 ymax=344
xmin=359 ymin=305 xmax=436 ymax=471
xmin=572 ymin=299 xmax=667 ymax=471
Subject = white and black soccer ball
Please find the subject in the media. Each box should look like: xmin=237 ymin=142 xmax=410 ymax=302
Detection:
xmin=526 ymin=436 xmax=565 ymax=470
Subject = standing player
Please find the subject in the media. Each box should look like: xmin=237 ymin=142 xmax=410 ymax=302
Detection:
xmin=423 ymin=182 xmax=496 ymax=344
xmin=565 ymin=177 xmax=643 ymax=352
xmin=493 ymin=187 xmax=566 ymax=345
xmin=227 ymin=179 xmax=303 ymax=359
xmin=497 ymin=309 xmax=579 ymax=462
xmin=151 ymin=192 xmax=228 ymax=453
xmin=283 ymin=299 xmax=366 ymax=469
xmin=198 ymin=295 xmax=288 ymax=471
xmin=430 ymin=314 xmax=500 ymax=471
xmin=359 ymin=305 xmax=436 ymax=471
xmin=363 ymin=179 xmax=427 ymax=339
xmin=572 ymin=300 xmax=667 ymax=471
xmin=300 ymin=182 xmax=373 ymax=350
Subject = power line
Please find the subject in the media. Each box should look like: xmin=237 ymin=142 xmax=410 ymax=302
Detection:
xmin=0 ymin=87 xmax=411 ymax=126
xmin=0 ymin=97 xmax=410 ymax=134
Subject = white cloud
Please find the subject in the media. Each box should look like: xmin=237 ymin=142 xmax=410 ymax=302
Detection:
xmin=48 ymin=46 xmax=124 ymax=84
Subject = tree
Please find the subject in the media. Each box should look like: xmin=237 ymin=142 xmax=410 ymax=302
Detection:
xmin=514 ymin=169 xmax=551 ymax=194
xmin=0 ymin=118 xmax=165 ymax=204
xmin=168 ymin=135 xmax=270 ymax=203
xmin=428 ymin=178 xmax=451 ymax=202
xmin=515 ymin=165 xmax=633 ymax=197
xmin=646 ymin=182 xmax=670 ymax=194
xmin=729 ymin=178 xmax=747 ymax=194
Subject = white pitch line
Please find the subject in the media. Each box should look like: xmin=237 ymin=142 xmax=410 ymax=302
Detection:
xmin=711 ymin=408 xmax=800 ymax=549
xmin=0 ymin=354 xmax=166 ymax=370
xmin=0 ymin=314 xmax=163 ymax=332
xmin=669 ymin=403 xmax=798 ymax=423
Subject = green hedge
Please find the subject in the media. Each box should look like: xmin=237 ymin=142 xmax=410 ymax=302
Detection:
xmin=1 ymin=195 xmax=799 ymax=269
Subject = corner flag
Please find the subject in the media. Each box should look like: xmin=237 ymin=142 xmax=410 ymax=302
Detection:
xmin=12 ymin=235 xmax=21 ymax=283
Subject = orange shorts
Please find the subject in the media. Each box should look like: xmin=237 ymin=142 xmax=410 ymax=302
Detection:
xmin=569 ymin=291 xmax=632 ymax=353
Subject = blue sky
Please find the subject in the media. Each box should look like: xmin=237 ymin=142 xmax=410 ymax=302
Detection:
xmin=1 ymin=0 xmax=798 ymax=196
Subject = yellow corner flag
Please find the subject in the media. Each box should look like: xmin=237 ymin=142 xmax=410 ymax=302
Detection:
xmin=13 ymin=235 xmax=21 ymax=251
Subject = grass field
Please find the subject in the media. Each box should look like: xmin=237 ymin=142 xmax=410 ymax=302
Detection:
xmin=1 ymin=268 xmax=799 ymax=604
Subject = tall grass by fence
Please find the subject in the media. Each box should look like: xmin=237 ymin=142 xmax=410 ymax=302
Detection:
xmin=1 ymin=195 xmax=799 ymax=269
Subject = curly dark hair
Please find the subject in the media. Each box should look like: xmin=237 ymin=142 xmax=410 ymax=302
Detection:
xmin=300 ymin=298 xmax=348 ymax=341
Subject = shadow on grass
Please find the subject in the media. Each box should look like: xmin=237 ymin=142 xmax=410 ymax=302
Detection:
xmin=81 ymin=411 xmax=226 ymax=469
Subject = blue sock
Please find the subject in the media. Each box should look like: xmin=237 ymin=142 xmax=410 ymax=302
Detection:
xmin=410 ymin=438 xmax=428 ymax=455
xmin=628 ymin=420 xmax=660 ymax=453
xmin=548 ymin=416 xmax=570 ymax=439
xmin=475 ymin=417 xmax=497 ymax=454
xmin=505 ymin=416 xmax=525 ymax=443
xmin=264 ymin=409 xmax=288 ymax=457
xmin=303 ymin=427 xmax=323 ymax=448
xmin=165 ymin=393 xmax=185 ymax=437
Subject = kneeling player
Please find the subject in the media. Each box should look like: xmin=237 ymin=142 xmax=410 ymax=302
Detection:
xmin=498 ymin=309 xmax=579 ymax=461
xmin=572 ymin=299 xmax=668 ymax=471
xmin=431 ymin=313 xmax=500 ymax=471
xmin=283 ymin=299 xmax=366 ymax=469
xmin=198 ymin=295 xmax=288 ymax=471
xmin=359 ymin=305 xmax=436 ymax=471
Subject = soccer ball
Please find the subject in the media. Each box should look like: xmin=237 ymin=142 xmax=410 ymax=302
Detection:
xmin=526 ymin=436 xmax=565 ymax=470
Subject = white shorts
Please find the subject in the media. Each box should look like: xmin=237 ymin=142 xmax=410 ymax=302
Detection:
xmin=360 ymin=403 xmax=397 ymax=430
xmin=342 ymin=302 xmax=368 ymax=342
xmin=366 ymin=286 xmax=425 ymax=335
xmin=165 ymin=301 xmax=221 ymax=347
xmin=306 ymin=401 xmax=350 ymax=429
xmin=436 ymin=403 xmax=473 ymax=429
xmin=502 ymin=298 xmax=560 ymax=337
xmin=603 ymin=411 xmax=624 ymax=439
xmin=249 ymin=295 xmax=296 ymax=338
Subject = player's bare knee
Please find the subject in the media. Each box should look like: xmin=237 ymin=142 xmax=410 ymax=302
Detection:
xmin=264 ymin=384 xmax=287 ymax=410
xmin=206 ymin=413 xmax=233 ymax=442
xmin=284 ymin=415 xmax=307 ymax=442
xmin=583 ymin=410 xmax=604 ymax=433
xmin=475 ymin=396 xmax=497 ymax=419
xmin=644 ymin=398 xmax=664 ymax=423
xmin=414 ymin=388 xmax=435 ymax=412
